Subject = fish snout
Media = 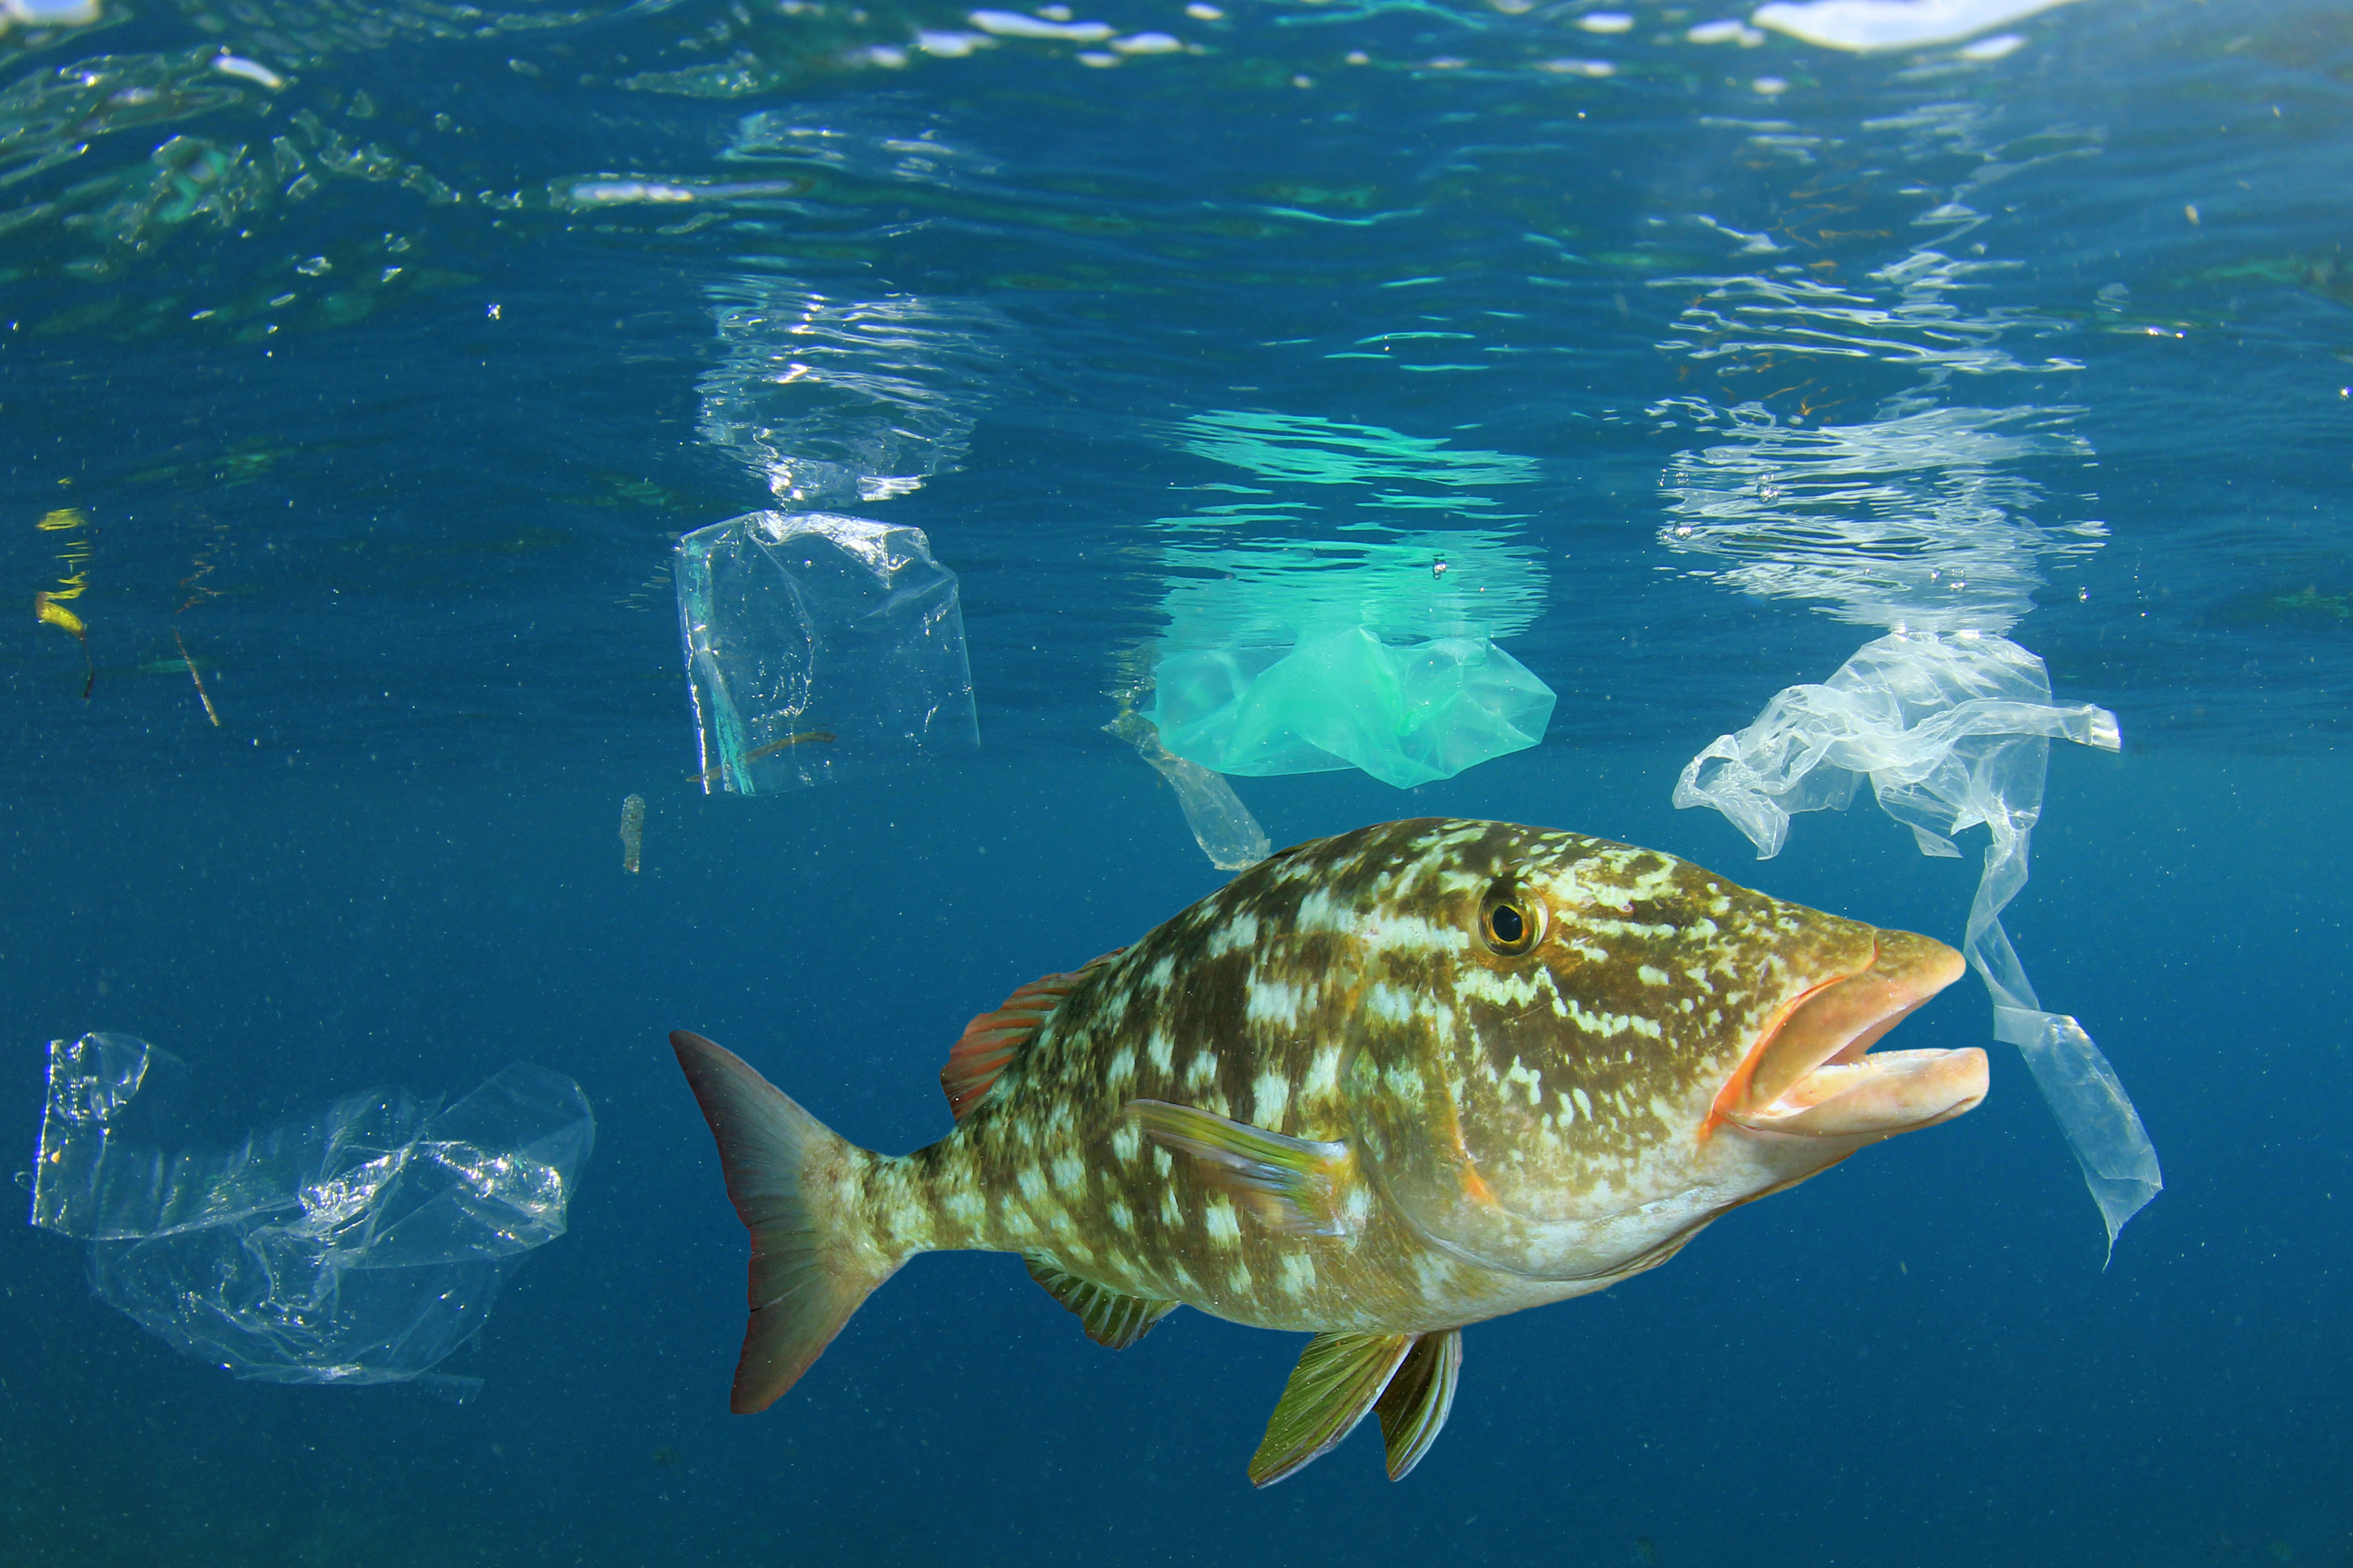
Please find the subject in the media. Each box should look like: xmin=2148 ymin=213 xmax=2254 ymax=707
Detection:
xmin=1716 ymin=929 xmax=1984 ymax=1141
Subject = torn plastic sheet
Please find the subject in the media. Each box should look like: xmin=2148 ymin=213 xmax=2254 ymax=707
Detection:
xmin=1674 ymin=631 xmax=2159 ymax=1250
xmin=1106 ymin=708 xmax=1270 ymax=872
xmin=28 ymin=1034 xmax=593 ymax=1390
xmin=676 ymin=511 xmax=978 ymax=795
xmin=1148 ymin=628 xmax=1555 ymax=791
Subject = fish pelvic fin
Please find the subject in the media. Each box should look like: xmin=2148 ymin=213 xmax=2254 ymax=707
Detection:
xmin=940 ymin=949 xmax=1124 ymax=1120
xmin=1248 ymin=1331 xmax=1417 ymax=1487
xmin=1022 ymin=1254 xmax=1179 ymax=1349
xmin=670 ymin=1030 xmax=909 ymax=1414
xmin=1374 ymin=1328 xmax=1461 ymax=1481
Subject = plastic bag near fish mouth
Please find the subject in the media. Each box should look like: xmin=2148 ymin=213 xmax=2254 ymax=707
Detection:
xmin=1675 ymin=630 xmax=2160 ymax=1253
xmin=675 ymin=510 xmax=978 ymax=795
xmin=28 ymin=1034 xmax=594 ymax=1390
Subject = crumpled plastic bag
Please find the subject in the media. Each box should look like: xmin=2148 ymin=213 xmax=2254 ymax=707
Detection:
xmin=1106 ymin=709 xmax=1270 ymax=872
xmin=1146 ymin=627 xmax=1556 ymax=791
xmin=1675 ymin=631 xmax=2160 ymax=1252
xmin=28 ymin=1034 xmax=594 ymax=1392
xmin=676 ymin=511 xmax=978 ymax=794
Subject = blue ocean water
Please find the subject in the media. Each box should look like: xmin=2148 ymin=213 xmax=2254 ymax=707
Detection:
xmin=3 ymin=0 xmax=2350 ymax=1560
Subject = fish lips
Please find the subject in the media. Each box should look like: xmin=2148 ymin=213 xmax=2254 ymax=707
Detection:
xmin=1715 ymin=930 xmax=1985 ymax=1141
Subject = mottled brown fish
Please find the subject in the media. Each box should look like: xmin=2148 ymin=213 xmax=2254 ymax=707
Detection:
xmin=671 ymin=818 xmax=1984 ymax=1485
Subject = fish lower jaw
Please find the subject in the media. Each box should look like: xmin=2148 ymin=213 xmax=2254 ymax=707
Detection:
xmin=1725 ymin=1046 xmax=1989 ymax=1140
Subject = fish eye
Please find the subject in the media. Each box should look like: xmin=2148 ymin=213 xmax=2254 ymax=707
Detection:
xmin=1479 ymin=884 xmax=1544 ymax=957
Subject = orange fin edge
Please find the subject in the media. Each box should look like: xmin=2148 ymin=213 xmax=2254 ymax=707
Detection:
xmin=939 ymin=948 xmax=1123 ymax=1120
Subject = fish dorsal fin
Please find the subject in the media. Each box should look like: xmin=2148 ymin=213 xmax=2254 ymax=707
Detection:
xmin=1126 ymin=1100 xmax=1360 ymax=1236
xmin=1249 ymin=1331 xmax=1417 ymax=1488
xmin=1373 ymin=1327 xmax=1461 ymax=1481
xmin=1022 ymin=1254 xmax=1179 ymax=1350
xmin=941 ymin=949 xmax=1122 ymax=1120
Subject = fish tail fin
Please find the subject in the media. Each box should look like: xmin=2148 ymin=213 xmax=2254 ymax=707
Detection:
xmin=670 ymin=1029 xmax=910 ymax=1413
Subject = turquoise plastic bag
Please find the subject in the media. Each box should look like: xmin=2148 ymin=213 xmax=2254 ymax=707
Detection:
xmin=1148 ymin=627 xmax=1555 ymax=790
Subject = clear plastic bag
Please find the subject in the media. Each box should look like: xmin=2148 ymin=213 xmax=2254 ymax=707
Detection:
xmin=1675 ymin=631 xmax=2160 ymax=1251
xmin=1106 ymin=709 xmax=1270 ymax=872
xmin=676 ymin=511 xmax=978 ymax=795
xmin=28 ymin=1034 xmax=594 ymax=1391
xmin=1146 ymin=628 xmax=1556 ymax=791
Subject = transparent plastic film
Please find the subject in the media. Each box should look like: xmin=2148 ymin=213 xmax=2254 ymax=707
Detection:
xmin=676 ymin=511 xmax=978 ymax=794
xmin=1106 ymin=708 xmax=1270 ymax=872
xmin=1674 ymin=631 xmax=2158 ymax=1249
xmin=1147 ymin=628 xmax=1556 ymax=791
xmin=28 ymin=1034 xmax=594 ymax=1390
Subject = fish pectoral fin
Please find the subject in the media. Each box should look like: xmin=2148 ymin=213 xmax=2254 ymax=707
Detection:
xmin=1022 ymin=1254 xmax=1178 ymax=1351
xmin=1125 ymin=1099 xmax=1359 ymax=1238
xmin=1373 ymin=1327 xmax=1461 ymax=1482
xmin=1249 ymin=1331 xmax=1417 ymax=1488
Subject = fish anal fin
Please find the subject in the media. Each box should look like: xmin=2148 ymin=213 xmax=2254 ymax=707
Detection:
xmin=1373 ymin=1327 xmax=1461 ymax=1481
xmin=1022 ymin=1254 xmax=1179 ymax=1350
xmin=940 ymin=949 xmax=1123 ymax=1120
xmin=1248 ymin=1331 xmax=1417 ymax=1488
xmin=1127 ymin=1099 xmax=1357 ymax=1237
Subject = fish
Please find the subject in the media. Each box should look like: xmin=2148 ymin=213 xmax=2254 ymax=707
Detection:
xmin=670 ymin=817 xmax=1984 ymax=1486
xmin=688 ymin=729 xmax=836 ymax=785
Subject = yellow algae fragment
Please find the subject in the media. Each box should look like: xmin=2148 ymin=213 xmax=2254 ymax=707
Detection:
xmin=33 ymin=594 xmax=83 ymax=638
xmin=34 ymin=591 xmax=93 ymax=700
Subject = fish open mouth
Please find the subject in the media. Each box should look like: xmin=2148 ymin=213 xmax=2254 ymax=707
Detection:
xmin=1713 ymin=930 xmax=1986 ymax=1141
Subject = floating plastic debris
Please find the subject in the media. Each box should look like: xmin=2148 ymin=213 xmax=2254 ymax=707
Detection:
xmin=1751 ymin=0 xmax=2082 ymax=52
xmin=619 ymin=793 xmax=645 ymax=873
xmin=1674 ymin=630 xmax=2160 ymax=1250
xmin=28 ymin=1034 xmax=594 ymax=1392
xmin=675 ymin=511 xmax=978 ymax=795
xmin=1107 ymin=709 xmax=1269 ymax=872
xmin=1150 ymin=628 xmax=1555 ymax=791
